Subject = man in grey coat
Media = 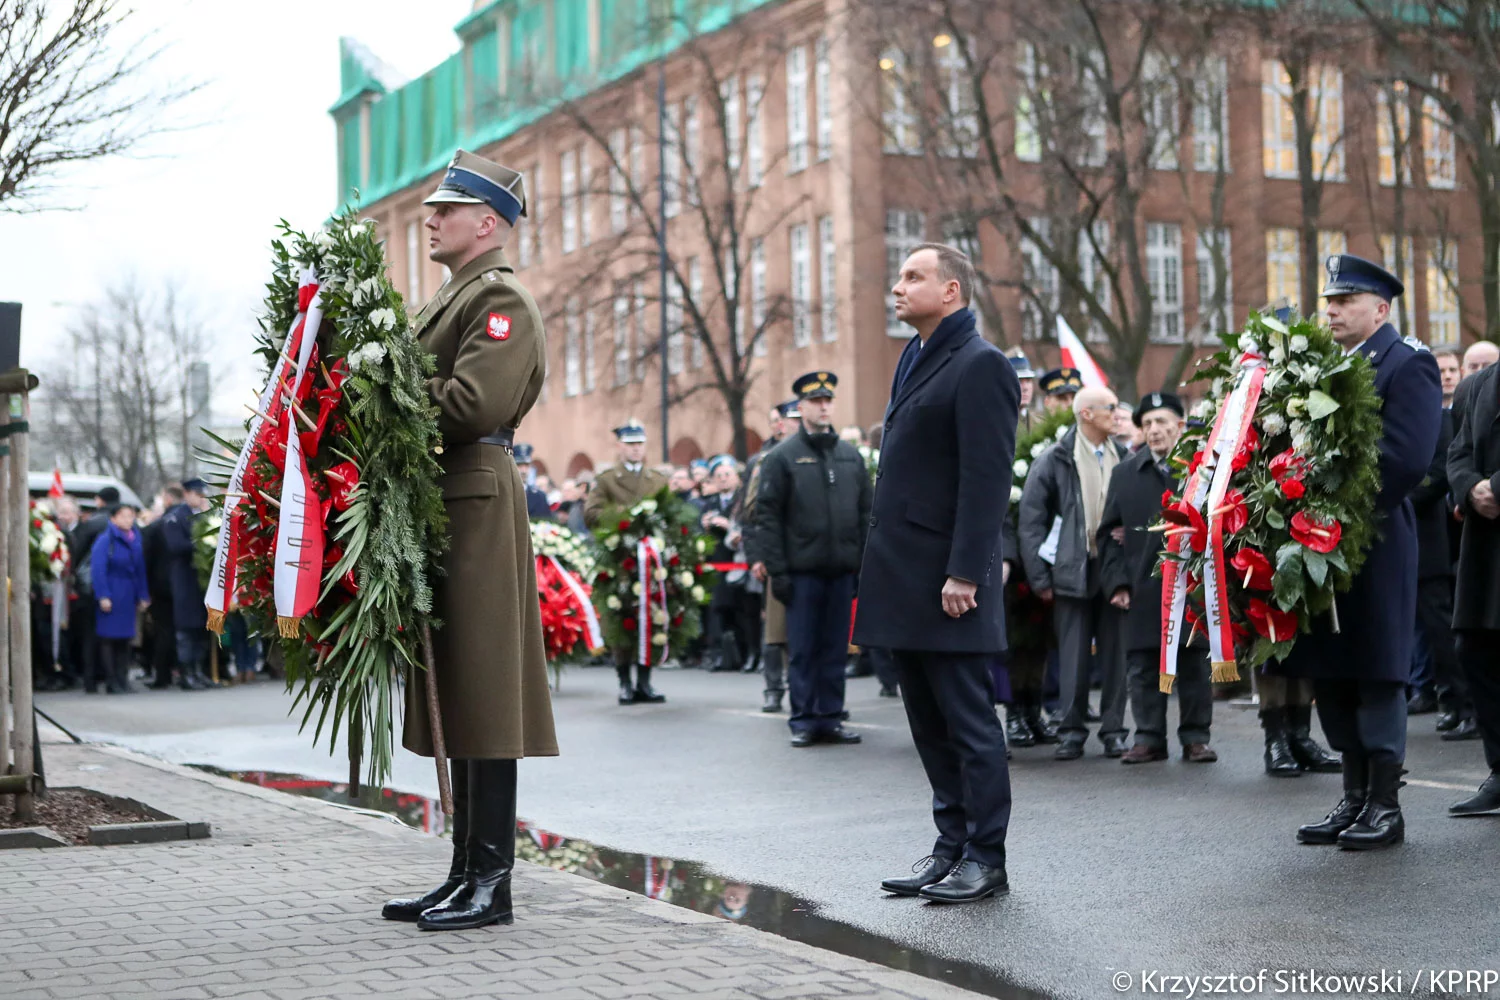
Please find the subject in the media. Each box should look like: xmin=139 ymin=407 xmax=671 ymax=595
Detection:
xmin=1019 ymin=385 xmax=1129 ymax=760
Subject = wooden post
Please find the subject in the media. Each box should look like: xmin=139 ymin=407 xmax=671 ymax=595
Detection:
xmin=7 ymin=389 xmax=35 ymax=821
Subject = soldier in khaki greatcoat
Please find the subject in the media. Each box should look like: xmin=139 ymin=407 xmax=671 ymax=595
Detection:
xmin=381 ymin=149 xmax=557 ymax=932
xmin=585 ymin=421 xmax=671 ymax=703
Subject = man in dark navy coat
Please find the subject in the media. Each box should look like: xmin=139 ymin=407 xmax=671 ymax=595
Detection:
xmin=855 ymin=243 xmax=1018 ymax=904
xmin=1284 ymin=254 xmax=1442 ymax=851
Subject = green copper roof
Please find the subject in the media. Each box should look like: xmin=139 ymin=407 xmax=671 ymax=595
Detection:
xmin=334 ymin=0 xmax=778 ymax=210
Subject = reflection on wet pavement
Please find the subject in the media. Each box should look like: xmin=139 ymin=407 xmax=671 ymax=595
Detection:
xmin=194 ymin=766 xmax=1044 ymax=1000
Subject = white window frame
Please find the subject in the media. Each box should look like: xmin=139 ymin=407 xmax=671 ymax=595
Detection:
xmin=406 ymin=220 xmax=422 ymax=302
xmin=787 ymin=46 xmax=809 ymax=173
xmin=1318 ymin=230 xmax=1346 ymax=263
xmin=1380 ymin=233 xmax=1414 ymax=301
xmin=613 ymin=291 xmax=631 ymax=386
xmin=881 ymin=49 xmax=920 ymax=155
xmin=578 ymin=146 xmax=592 ymax=247
xmin=1424 ymin=75 xmax=1457 ymax=190
xmin=663 ymin=102 xmax=681 ymax=219
xmin=938 ymin=38 xmax=978 ymax=158
xmin=1016 ymin=42 xmax=1043 ymax=163
xmin=815 ymin=38 xmax=832 ymax=162
xmin=727 ymin=247 xmax=744 ymax=356
xmin=583 ymin=304 xmax=596 ymax=393
xmin=1078 ymin=221 xmax=1110 ymax=343
xmin=667 ymin=271 xmax=684 ymax=375
xmin=1143 ymin=51 xmax=1180 ymax=171
xmin=722 ymin=76 xmax=741 ymax=180
xmin=1195 ymin=228 xmax=1232 ymax=340
xmin=790 ymin=223 xmax=812 ymax=347
xmin=1265 ymin=228 xmax=1300 ymax=308
xmin=629 ymin=126 xmax=644 ymax=221
xmin=560 ymin=149 xmax=577 ymax=254
xmin=609 ymin=128 xmax=629 ymax=233
xmin=1192 ymin=54 xmax=1230 ymax=173
xmin=750 ymin=238 xmax=768 ymax=356
xmin=746 ymin=73 xmax=765 ymax=188
xmin=1261 ymin=60 xmax=1298 ymax=179
xmin=1427 ymin=240 xmax=1460 ymax=348
xmin=885 ymin=209 xmax=925 ymax=336
xmin=683 ymin=95 xmax=700 ymax=207
xmin=564 ymin=297 xmax=582 ymax=396
xmin=632 ymin=279 xmax=647 ymax=381
xmin=1377 ymin=83 xmax=1413 ymax=188
xmin=1311 ymin=65 xmax=1346 ymax=182
xmin=818 ymin=215 xmax=836 ymax=341
xmin=1147 ymin=222 xmax=1183 ymax=343
xmin=688 ymin=256 xmax=704 ymax=369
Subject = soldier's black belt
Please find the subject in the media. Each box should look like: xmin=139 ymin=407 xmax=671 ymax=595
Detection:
xmin=478 ymin=427 xmax=515 ymax=455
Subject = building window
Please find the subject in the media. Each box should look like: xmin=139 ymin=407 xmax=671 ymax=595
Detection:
xmin=405 ymin=220 xmax=422 ymax=302
xmin=583 ymin=305 xmax=596 ymax=393
xmin=1428 ymin=241 xmax=1460 ymax=348
xmin=560 ymin=149 xmax=577 ymax=254
xmin=1078 ymin=221 xmax=1111 ymax=342
xmin=787 ymin=45 xmax=809 ymax=174
xmin=579 ymin=147 xmax=592 ymax=247
xmin=938 ymin=36 xmax=978 ymax=158
xmin=528 ymin=161 xmax=543 ymax=265
xmin=683 ymin=95 xmax=700 ymax=207
xmin=1380 ymin=233 xmax=1414 ymax=304
xmin=688 ymin=256 xmax=704 ymax=369
xmin=1263 ymin=61 xmax=1344 ymax=181
xmin=609 ymin=128 xmax=628 ymax=233
xmin=750 ymin=238 xmax=768 ymax=356
xmin=818 ymin=215 xmax=836 ymax=342
xmin=1377 ymin=83 xmax=1413 ymax=187
xmin=815 ymin=38 xmax=832 ymax=162
xmin=727 ymin=248 xmax=744 ymax=355
xmin=613 ymin=292 xmax=630 ymax=386
xmin=663 ymin=103 xmax=681 ymax=219
xmin=1196 ymin=228 xmax=1233 ymax=340
xmin=1424 ymin=75 xmax=1457 ymax=190
xmin=722 ymin=76 xmax=741 ymax=179
xmin=1262 ymin=61 xmax=1298 ymax=179
xmin=564 ymin=298 xmax=582 ymax=396
xmin=881 ymin=49 xmax=920 ymax=155
xmin=629 ymin=126 xmax=644 ymax=220
xmin=746 ymin=73 xmax=765 ymax=188
xmin=1020 ymin=217 xmax=1056 ymax=341
xmin=1143 ymin=52 xmax=1180 ymax=170
xmin=790 ymin=223 xmax=811 ymax=347
xmin=1016 ymin=42 xmax=1042 ymax=163
xmin=667 ymin=271 xmax=684 ymax=375
xmin=1265 ymin=228 xmax=1299 ymax=308
xmin=1147 ymin=222 xmax=1183 ymax=343
xmin=1318 ymin=230 xmax=1346 ymax=263
xmin=1192 ymin=54 xmax=1230 ymax=173
xmin=632 ymin=279 xmax=647 ymax=381
xmin=943 ymin=217 xmax=988 ymax=339
xmin=1078 ymin=49 xmax=1108 ymax=167
xmin=885 ymin=209 xmax=925 ymax=336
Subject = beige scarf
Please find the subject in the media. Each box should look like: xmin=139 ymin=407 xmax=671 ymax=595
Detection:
xmin=1074 ymin=429 xmax=1119 ymax=556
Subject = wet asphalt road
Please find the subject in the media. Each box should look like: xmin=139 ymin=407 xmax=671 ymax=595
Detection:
xmin=38 ymin=667 xmax=1499 ymax=999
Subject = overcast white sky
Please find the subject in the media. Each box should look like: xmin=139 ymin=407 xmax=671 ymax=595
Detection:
xmin=0 ymin=0 xmax=473 ymax=414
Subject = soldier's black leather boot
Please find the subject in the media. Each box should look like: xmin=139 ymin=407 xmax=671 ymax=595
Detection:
xmin=1286 ymin=703 xmax=1342 ymax=772
xmin=616 ymin=666 xmax=638 ymax=704
xmin=383 ymin=759 xmax=469 ymax=920
xmin=634 ymin=665 xmax=666 ymax=703
xmin=1297 ymin=753 xmax=1367 ymax=845
xmin=1338 ymin=754 xmax=1405 ymax=850
xmin=1260 ymin=708 xmax=1303 ymax=776
xmin=419 ymin=759 xmax=516 ymax=930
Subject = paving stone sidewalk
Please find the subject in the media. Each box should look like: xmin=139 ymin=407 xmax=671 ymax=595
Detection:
xmin=0 ymin=742 xmax=989 ymax=1000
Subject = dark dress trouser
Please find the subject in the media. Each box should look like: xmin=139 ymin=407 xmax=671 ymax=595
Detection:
xmin=1417 ymin=577 xmax=1469 ymax=714
xmin=891 ymin=650 xmax=1011 ymax=868
xmin=1053 ymin=589 xmax=1127 ymax=742
xmin=1126 ymin=647 xmax=1212 ymax=749
xmin=785 ymin=573 xmax=854 ymax=734
xmin=1456 ymin=630 xmax=1500 ymax=773
xmin=1313 ymin=679 xmax=1408 ymax=761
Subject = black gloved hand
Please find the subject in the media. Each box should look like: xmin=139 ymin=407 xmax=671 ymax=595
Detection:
xmin=771 ymin=576 xmax=794 ymax=606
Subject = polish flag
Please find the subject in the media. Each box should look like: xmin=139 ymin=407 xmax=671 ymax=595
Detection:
xmin=48 ymin=467 xmax=65 ymax=499
xmin=1056 ymin=316 xmax=1110 ymax=387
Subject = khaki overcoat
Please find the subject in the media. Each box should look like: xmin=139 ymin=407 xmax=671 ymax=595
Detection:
xmin=583 ymin=464 xmax=669 ymax=528
xmin=403 ymin=247 xmax=558 ymax=760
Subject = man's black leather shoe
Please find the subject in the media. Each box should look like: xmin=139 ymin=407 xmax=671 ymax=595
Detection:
xmin=761 ymin=690 xmax=784 ymax=713
xmin=918 ymin=859 xmax=1009 ymax=903
xmin=1101 ymin=734 xmax=1129 ymax=758
xmin=1406 ymin=690 xmax=1437 ymax=715
xmin=1435 ymin=710 xmax=1461 ymax=733
xmin=823 ymin=726 xmax=862 ymax=745
xmin=790 ymin=730 xmax=817 ymax=747
xmin=1440 ymin=718 xmax=1479 ymax=741
xmin=1449 ymin=773 xmax=1500 ymax=816
xmin=1005 ymin=711 xmax=1035 ymax=748
xmin=880 ymin=855 xmax=956 ymax=896
xmin=1054 ymin=740 xmax=1084 ymax=761
xmin=1297 ymin=753 xmax=1367 ymax=844
xmin=417 ymin=876 xmax=513 ymax=930
xmin=1338 ymin=755 xmax=1405 ymax=850
xmin=383 ymin=878 xmax=463 ymax=922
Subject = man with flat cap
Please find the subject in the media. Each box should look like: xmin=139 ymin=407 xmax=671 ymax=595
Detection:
xmin=512 ymin=444 xmax=553 ymax=521
xmin=382 ymin=148 xmax=558 ymax=932
xmin=1098 ymin=392 xmax=1217 ymax=764
xmin=742 ymin=399 xmax=802 ymax=711
xmin=586 ymin=420 xmax=670 ymax=703
xmin=1283 ymin=253 xmax=1440 ymax=850
xmin=1038 ymin=367 xmax=1084 ymax=414
xmin=755 ymin=371 xmax=872 ymax=746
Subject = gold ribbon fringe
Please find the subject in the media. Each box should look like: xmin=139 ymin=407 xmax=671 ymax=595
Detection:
xmin=205 ymin=608 xmax=226 ymax=636
xmin=1211 ymin=659 xmax=1240 ymax=683
xmin=277 ymin=615 xmax=302 ymax=639
xmin=1159 ymin=673 xmax=1175 ymax=694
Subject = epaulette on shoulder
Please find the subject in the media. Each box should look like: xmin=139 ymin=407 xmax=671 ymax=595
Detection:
xmin=1402 ymin=335 xmax=1430 ymax=353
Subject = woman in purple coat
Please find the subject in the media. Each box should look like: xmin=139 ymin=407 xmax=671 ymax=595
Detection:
xmin=90 ymin=504 xmax=151 ymax=694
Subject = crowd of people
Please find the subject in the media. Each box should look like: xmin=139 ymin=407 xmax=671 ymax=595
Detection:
xmin=32 ymin=479 xmax=268 ymax=695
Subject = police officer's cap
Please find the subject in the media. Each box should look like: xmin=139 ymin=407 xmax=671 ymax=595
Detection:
xmin=513 ymin=442 xmax=535 ymax=463
xmin=792 ymin=371 xmax=838 ymax=400
xmin=182 ymin=477 xmax=210 ymax=495
xmin=707 ymin=454 xmax=737 ymax=476
xmin=775 ymin=398 xmax=802 ymax=419
xmin=423 ymin=150 xmax=529 ymax=226
xmin=613 ymin=419 xmax=648 ymax=444
xmin=1133 ymin=392 xmax=1184 ymax=427
xmin=1038 ymin=367 xmax=1084 ymax=397
xmin=1322 ymin=253 xmax=1404 ymax=302
xmin=1007 ymin=350 xmax=1036 ymax=380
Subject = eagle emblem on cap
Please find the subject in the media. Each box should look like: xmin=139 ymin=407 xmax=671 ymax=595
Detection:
xmin=1326 ymin=255 xmax=1340 ymax=280
xmin=1149 ymin=393 xmax=1162 ymax=408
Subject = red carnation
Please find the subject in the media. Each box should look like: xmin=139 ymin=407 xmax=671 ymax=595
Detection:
xmin=1290 ymin=511 xmax=1341 ymax=553
xmin=622 ymin=617 xmax=638 ymax=632
xmin=1279 ymin=476 xmax=1306 ymax=500
xmin=669 ymin=554 xmax=681 ymax=566
xmin=672 ymin=616 xmax=683 ymax=627
xmin=681 ymin=525 xmax=690 ymax=536
xmin=621 ymin=557 xmax=637 ymax=573
xmin=1231 ymin=426 xmax=1259 ymax=472
xmin=618 ymin=519 xmax=631 ymax=531
xmin=1161 ymin=490 xmax=1176 ymax=509
xmin=596 ymin=570 xmax=611 ymax=583
xmin=1229 ymin=547 xmax=1273 ymax=591
xmin=1246 ymin=599 xmax=1298 ymax=644
xmin=1186 ymin=450 xmax=1206 ymax=479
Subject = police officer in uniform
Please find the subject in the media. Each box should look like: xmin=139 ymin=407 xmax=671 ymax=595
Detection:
xmin=1007 ymin=352 xmax=1038 ymax=431
xmin=1287 ymin=254 xmax=1441 ymax=850
xmin=1037 ymin=367 xmax=1084 ymax=414
xmin=383 ymin=149 xmax=558 ymax=931
xmin=743 ymin=400 xmax=801 ymax=711
xmin=513 ymin=444 xmax=554 ymax=521
xmin=585 ymin=420 xmax=670 ymax=703
xmin=754 ymin=373 xmax=872 ymax=746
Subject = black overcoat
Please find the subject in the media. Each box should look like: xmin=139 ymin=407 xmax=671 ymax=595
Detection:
xmin=1097 ymin=447 xmax=1177 ymax=654
xmin=1277 ymin=324 xmax=1441 ymax=683
xmin=1412 ymin=407 xmax=1455 ymax=580
xmin=853 ymin=309 xmax=1019 ymax=653
xmin=1447 ymin=363 xmax=1500 ymax=630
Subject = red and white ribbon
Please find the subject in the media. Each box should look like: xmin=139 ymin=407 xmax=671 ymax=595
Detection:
xmin=272 ymin=274 xmax=327 ymax=637
xmin=635 ymin=537 xmax=670 ymax=665
xmin=546 ymin=554 xmax=604 ymax=650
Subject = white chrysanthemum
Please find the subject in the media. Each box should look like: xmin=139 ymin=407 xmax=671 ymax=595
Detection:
xmin=1237 ymin=334 xmax=1260 ymax=354
xmin=652 ymin=608 xmax=669 ymax=626
xmin=1260 ymin=412 xmax=1288 ymax=436
xmin=631 ymin=582 xmax=642 ymax=596
xmin=312 ymin=230 xmax=336 ymax=249
xmin=604 ymin=535 xmax=619 ymax=549
xmin=1292 ymin=430 xmax=1310 ymax=452
xmin=1269 ymin=345 xmax=1286 ymax=364
xmin=1286 ymin=397 xmax=1306 ymax=417
xmin=348 ymin=341 xmax=388 ymax=372
xmin=639 ymin=499 xmax=657 ymax=513
xmin=1290 ymin=334 xmax=1310 ymax=353
xmin=606 ymin=595 xmax=622 ymax=610
xmin=39 ymin=535 xmax=58 ymax=555
xmin=1211 ymin=378 xmax=1227 ymax=397
xmin=1299 ymin=364 xmax=1319 ymax=385
xmin=1010 ymin=485 xmax=1022 ymax=504
xmin=653 ymin=568 xmax=668 ymax=582
xmin=369 ymin=308 xmax=397 ymax=331
xmin=691 ymin=585 xmax=706 ymax=602
xmin=695 ymin=538 xmax=707 ymax=553
xmin=652 ymin=633 xmax=667 ymax=646
xmin=679 ymin=571 xmax=694 ymax=587
xmin=1013 ymin=459 xmax=1028 ymax=478
xmin=1030 ymin=442 xmax=1046 ymax=459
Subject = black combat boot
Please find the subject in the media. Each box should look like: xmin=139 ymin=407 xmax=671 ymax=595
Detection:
xmin=1297 ymin=753 xmax=1367 ymax=845
xmin=419 ymin=759 xmax=516 ymax=930
xmin=616 ymin=666 xmax=638 ymax=705
xmin=1286 ymin=703 xmax=1341 ymax=773
xmin=383 ymin=759 xmax=469 ymax=920
xmin=1260 ymin=708 xmax=1302 ymax=777
xmin=1005 ymin=705 xmax=1035 ymax=748
xmin=1337 ymin=754 xmax=1405 ymax=850
xmin=634 ymin=665 xmax=666 ymax=703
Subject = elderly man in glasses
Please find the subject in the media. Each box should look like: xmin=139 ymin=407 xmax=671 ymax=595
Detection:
xmin=1019 ymin=384 xmax=1131 ymax=760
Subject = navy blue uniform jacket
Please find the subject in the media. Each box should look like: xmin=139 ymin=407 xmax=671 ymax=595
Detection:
xmin=161 ymin=502 xmax=208 ymax=631
xmin=853 ymin=309 xmax=1020 ymax=653
xmin=1277 ymin=323 xmax=1441 ymax=683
